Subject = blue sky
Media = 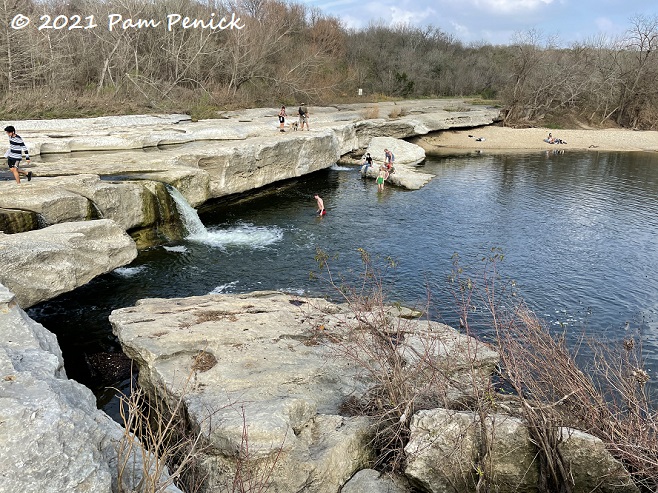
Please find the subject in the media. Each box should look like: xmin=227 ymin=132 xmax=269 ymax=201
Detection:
xmin=298 ymin=0 xmax=658 ymax=46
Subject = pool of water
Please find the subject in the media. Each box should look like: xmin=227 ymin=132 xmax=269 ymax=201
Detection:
xmin=28 ymin=150 xmax=658 ymax=413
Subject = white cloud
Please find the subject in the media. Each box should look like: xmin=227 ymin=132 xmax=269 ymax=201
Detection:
xmin=340 ymin=14 xmax=364 ymax=30
xmin=450 ymin=20 xmax=471 ymax=39
xmin=389 ymin=6 xmax=437 ymax=26
xmin=473 ymin=0 xmax=555 ymax=13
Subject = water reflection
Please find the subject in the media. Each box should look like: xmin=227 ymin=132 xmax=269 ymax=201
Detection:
xmin=28 ymin=150 xmax=658 ymax=414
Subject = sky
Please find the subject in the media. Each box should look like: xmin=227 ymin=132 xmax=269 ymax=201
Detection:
xmin=298 ymin=0 xmax=658 ymax=46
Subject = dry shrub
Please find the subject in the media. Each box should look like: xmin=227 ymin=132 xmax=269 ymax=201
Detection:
xmin=115 ymin=355 xmax=283 ymax=493
xmin=361 ymin=106 xmax=380 ymax=119
xmin=115 ymin=371 xmax=208 ymax=493
xmin=313 ymin=248 xmax=498 ymax=476
xmin=492 ymin=307 xmax=658 ymax=491
xmin=229 ymin=405 xmax=286 ymax=493
xmin=388 ymin=106 xmax=408 ymax=119
xmin=452 ymin=250 xmax=658 ymax=491
xmin=315 ymin=247 xmax=656 ymax=491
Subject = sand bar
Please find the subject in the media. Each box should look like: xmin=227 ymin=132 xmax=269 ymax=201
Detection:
xmin=416 ymin=126 xmax=658 ymax=153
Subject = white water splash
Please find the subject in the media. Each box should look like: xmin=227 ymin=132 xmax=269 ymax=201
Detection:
xmin=331 ymin=164 xmax=353 ymax=171
xmin=202 ymin=224 xmax=283 ymax=249
xmin=113 ymin=266 xmax=146 ymax=277
xmin=210 ymin=281 xmax=239 ymax=294
xmin=163 ymin=245 xmax=188 ymax=253
xmin=167 ymin=186 xmax=283 ymax=249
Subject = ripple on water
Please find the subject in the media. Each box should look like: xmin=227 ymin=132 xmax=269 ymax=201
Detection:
xmin=112 ymin=266 xmax=147 ymax=277
xmin=25 ymin=151 xmax=658 ymax=419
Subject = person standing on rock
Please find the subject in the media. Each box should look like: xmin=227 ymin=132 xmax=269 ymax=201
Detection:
xmin=4 ymin=125 xmax=32 ymax=184
xmin=314 ymin=194 xmax=326 ymax=216
xmin=278 ymin=105 xmax=287 ymax=132
xmin=299 ymin=103 xmax=309 ymax=131
xmin=384 ymin=148 xmax=395 ymax=172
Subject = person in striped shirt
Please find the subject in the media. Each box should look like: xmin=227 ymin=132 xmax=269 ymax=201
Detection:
xmin=4 ymin=125 xmax=32 ymax=184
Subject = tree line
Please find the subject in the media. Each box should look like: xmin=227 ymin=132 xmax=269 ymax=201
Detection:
xmin=0 ymin=0 xmax=657 ymax=129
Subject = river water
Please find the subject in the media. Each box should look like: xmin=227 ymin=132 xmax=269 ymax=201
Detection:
xmin=27 ymin=149 xmax=658 ymax=413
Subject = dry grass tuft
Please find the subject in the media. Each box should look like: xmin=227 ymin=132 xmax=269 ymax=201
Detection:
xmin=361 ymin=106 xmax=380 ymax=119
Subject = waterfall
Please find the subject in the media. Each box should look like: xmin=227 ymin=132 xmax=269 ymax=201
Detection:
xmin=167 ymin=186 xmax=207 ymax=238
xmin=166 ymin=185 xmax=283 ymax=249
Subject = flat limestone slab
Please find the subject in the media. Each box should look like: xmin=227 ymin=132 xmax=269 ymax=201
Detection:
xmin=110 ymin=291 xmax=499 ymax=492
xmin=0 ymin=219 xmax=137 ymax=308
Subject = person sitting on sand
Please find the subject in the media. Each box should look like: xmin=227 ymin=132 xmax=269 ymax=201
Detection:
xmin=545 ymin=132 xmax=567 ymax=145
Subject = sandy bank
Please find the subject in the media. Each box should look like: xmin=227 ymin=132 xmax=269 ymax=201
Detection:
xmin=415 ymin=126 xmax=658 ymax=153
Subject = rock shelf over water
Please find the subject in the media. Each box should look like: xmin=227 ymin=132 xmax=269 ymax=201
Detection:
xmin=0 ymin=99 xmax=500 ymax=306
xmin=109 ymin=291 xmax=500 ymax=493
xmin=109 ymin=291 xmax=637 ymax=493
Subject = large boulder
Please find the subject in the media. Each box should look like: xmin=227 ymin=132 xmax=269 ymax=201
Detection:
xmin=404 ymin=408 xmax=638 ymax=493
xmin=110 ymin=291 xmax=501 ymax=493
xmin=557 ymin=428 xmax=639 ymax=493
xmin=363 ymin=137 xmax=434 ymax=190
xmin=366 ymin=137 xmax=426 ymax=167
xmin=27 ymin=174 xmax=167 ymax=231
xmin=0 ymin=284 xmax=182 ymax=493
xmin=110 ymin=291 xmax=374 ymax=493
xmin=0 ymin=219 xmax=137 ymax=308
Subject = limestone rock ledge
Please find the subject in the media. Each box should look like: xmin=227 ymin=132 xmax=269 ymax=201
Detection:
xmin=109 ymin=291 xmax=500 ymax=493
xmin=0 ymin=219 xmax=137 ymax=308
xmin=0 ymin=284 xmax=181 ymax=493
xmin=13 ymin=99 xmax=499 ymax=205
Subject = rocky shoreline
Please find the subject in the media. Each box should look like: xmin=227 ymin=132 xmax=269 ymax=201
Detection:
xmin=0 ymin=99 xmax=499 ymax=308
xmin=108 ymin=291 xmax=636 ymax=493
xmin=0 ymin=101 xmax=643 ymax=492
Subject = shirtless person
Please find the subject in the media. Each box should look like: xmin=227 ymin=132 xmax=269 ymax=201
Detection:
xmin=314 ymin=194 xmax=326 ymax=216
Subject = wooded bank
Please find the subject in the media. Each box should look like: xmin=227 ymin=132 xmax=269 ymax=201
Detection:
xmin=1 ymin=0 xmax=657 ymax=129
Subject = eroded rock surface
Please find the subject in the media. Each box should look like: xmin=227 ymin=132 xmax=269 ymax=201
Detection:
xmin=0 ymin=284 xmax=181 ymax=493
xmin=404 ymin=408 xmax=638 ymax=493
xmin=0 ymin=219 xmax=137 ymax=308
xmin=110 ymin=291 xmax=499 ymax=493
